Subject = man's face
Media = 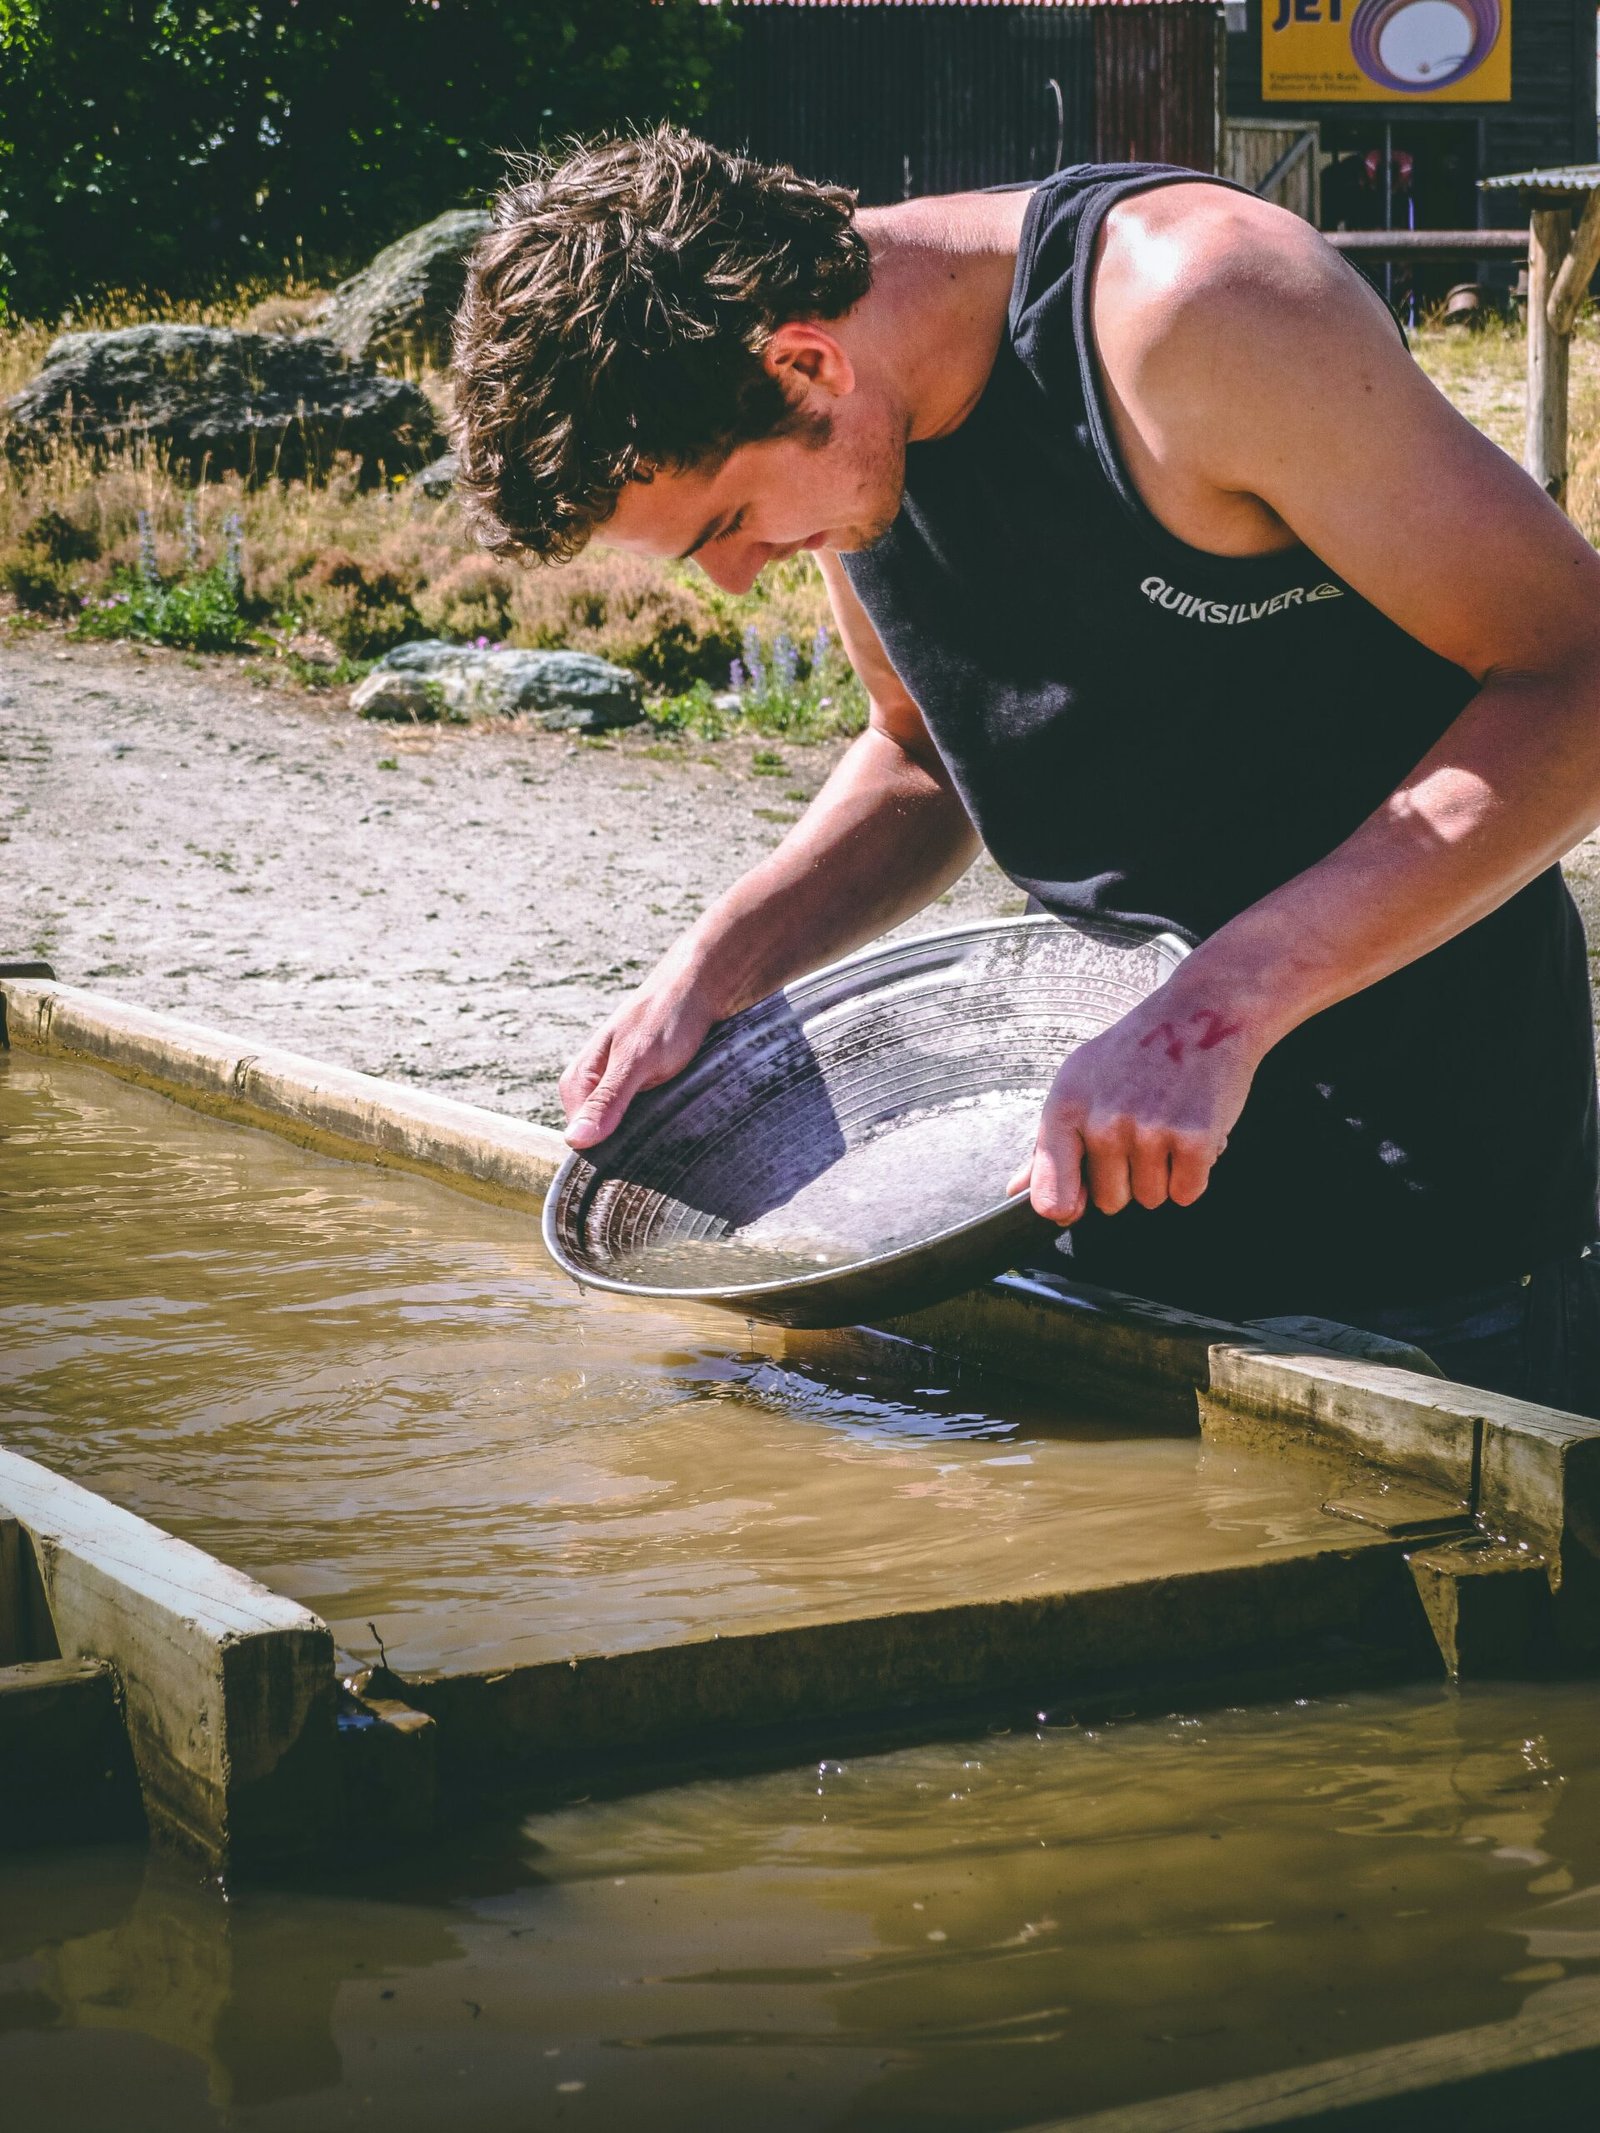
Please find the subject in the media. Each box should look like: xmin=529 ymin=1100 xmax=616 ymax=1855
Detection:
xmin=601 ymin=397 xmax=906 ymax=595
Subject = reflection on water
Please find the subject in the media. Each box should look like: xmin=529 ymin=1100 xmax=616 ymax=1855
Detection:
xmin=3 ymin=1685 xmax=1600 ymax=2131
xmin=0 ymin=1057 xmax=1349 ymax=1677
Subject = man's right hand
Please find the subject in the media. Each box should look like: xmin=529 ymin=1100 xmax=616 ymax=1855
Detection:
xmin=557 ymin=556 xmax=980 ymax=1153
xmin=558 ymin=965 xmax=722 ymax=1150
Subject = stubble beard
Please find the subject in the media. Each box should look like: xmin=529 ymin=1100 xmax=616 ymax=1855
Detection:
xmin=821 ymin=411 xmax=907 ymax=553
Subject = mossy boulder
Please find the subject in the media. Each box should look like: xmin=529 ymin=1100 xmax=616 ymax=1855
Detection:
xmin=352 ymin=640 xmax=643 ymax=731
xmin=305 ymin=210 xmax=490 ymax=370
xmin=4 ymin=325 xmax=441 ymax=483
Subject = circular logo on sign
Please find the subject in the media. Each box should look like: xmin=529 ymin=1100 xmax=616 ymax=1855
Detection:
xmin=1349 ymin=0 xmax=1501 ymax=93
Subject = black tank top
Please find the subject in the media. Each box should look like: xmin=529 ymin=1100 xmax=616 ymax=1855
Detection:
xmin=841 ymin=162 xmax=1599 ymax=1318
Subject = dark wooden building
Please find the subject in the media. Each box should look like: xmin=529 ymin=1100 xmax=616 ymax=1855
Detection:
xmin=1223 ymin=0 xmax=1596 ymax=239
xmin=707 ymin=0 xmax=1226 ymax=202
xmin=712 ymin=0 xmax=1599 ymax=268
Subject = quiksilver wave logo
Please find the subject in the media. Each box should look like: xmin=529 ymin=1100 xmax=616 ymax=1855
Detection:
xmin=1140 ymin=575 xmax=1345 ymax=625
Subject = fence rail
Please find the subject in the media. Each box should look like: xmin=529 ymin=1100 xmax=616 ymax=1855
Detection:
xmin=1326 ymin=230 xmax=1528 ymax=259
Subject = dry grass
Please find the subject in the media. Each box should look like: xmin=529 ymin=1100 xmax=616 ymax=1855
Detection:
xmin=6 ymin=286 xmax=1596 ymax=713
xmin=0 ymin=285 xmax=838 ymax=707
xmin=1411 ymin=308 xmax=1600 ymax=542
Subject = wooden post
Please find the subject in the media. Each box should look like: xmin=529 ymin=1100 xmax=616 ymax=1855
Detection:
xmin=1547 ymin=186 xmax=1600 ymax=335
xmin=1527 ymin=205 xmax=1572 ymax=507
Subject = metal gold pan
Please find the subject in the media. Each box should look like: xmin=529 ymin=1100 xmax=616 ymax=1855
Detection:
xmin=543 ymin=914 xmax=1190 ymax=1329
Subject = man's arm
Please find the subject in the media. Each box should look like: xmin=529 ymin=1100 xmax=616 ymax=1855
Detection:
xmin=1013 ymin=189 xmax=1600 ymax=1225
xmin=560 ymin=556 xmax=978 ymax=1147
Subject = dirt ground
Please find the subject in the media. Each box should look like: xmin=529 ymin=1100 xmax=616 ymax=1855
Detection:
xmin=2 ymin=634 xmax=1018 ymax=1123
xmin=9 ymin=632 xmax=1600 ymax=1124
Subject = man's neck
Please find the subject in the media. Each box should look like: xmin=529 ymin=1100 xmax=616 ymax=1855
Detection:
xmin=852 ymin=191 xmax=1034 ymax=444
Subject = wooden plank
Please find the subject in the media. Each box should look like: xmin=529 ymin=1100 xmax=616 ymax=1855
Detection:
xmin=0 ymin=1658 xmax=141 ymax=1846
xmin=1547 ymin=186 xmax=1600 ymax=334
xmin=1477 ymin=1399 xmax=1600 ymax=1660
xmin=398 ymin=1541 xmax=1429 ymax=1799
xmin=0 ymin=1447 xmax=337 ymax=1867
xmin=1031 ymin=1980 xmax=1600 ymax=2130
xmin=0 ymin=1517 xmax=23 ymax=1667
xmin=1325 ymin=229 xmax=1526 ymax=257
xmin=889 ymin=1267 xmax=1237 ymax=1429
xmin=0 ymin=977 xmax=566 ymax=1210
xmin=1527 ymin=206 xmax=1572 ymax=505
xmin=1202 ymin=1346 xmax=1481 ymax=1498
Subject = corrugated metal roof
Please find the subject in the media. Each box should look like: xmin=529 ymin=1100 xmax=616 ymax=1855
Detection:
xmin=1481 ymin=165 xmax=1600 ymax=194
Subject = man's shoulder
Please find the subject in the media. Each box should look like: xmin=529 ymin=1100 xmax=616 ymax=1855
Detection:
xmin=1090 ymin=183 xmax=1396 ymax=452
xmin=1095 ymin=182 xmax=1354 ymax=353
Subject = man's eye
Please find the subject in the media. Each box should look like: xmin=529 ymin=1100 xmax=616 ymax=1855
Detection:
xmin=717 ymin=511 xmax=745 ymax=543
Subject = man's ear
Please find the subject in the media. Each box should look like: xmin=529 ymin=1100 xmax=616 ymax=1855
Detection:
xmin=763 ymin=320 xmax=855 ymax=400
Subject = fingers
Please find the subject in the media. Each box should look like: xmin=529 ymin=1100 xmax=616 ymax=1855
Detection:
xmin=557 ymin=1030 xmax=611 ymax=1124
xmin=560 ymin=1005 xmax=710 ymax=1151
xmin=1167 ymin=1131 xmax=1216 ymax=1207
xmin=564 ymin=1065 xmax=633 ymax=1150
xmin=1019 ymin=1113 xmax=1216 ymax=1223
xmin=563 ymin=1037 xmax=670 ymax=1149
xmin=1128 ymin=1125 xmax=1171 ymax=1212
xmin=1028 ymin=1120 xmax=1087 ymax=1225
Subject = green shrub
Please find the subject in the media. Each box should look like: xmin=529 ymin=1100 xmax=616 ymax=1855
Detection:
xmin=72 ymin=502 xmax=253 ymax=650
xmin=725 ymin=623 xmax=867 ymax=742
xmin=270 ymin=544 xmax=420 ymax=657
xmin=19 ymin=505 xmax=100 ymax=564
xmin=413 ymin=552 xmax=516 ymax=644
xmin=646 ymin=680 xmax=735 ymax=741
xmin=74 ymin=563 xmax=252 ymax=650
xmin=0 ymin=544 xmax=76 ymax=613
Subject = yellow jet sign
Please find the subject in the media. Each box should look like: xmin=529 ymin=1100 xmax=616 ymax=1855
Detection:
xmin=1263 ymin=0 xmax=1511 ymax=102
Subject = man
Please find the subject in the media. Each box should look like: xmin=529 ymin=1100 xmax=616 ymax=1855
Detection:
xmin=452 ymin=127 xmax=1600 ymax=1406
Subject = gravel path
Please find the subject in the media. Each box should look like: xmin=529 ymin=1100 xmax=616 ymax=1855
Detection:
xmin=2 ymin=635 xmax=1017 ymax=1123
xmin=9 ymin=634 xmax=1600 ymax=1127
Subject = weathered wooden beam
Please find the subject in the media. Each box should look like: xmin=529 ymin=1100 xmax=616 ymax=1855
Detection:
xmin=1036 ymin=1979 xmax=1600 ymax=2130
xmin=1326 ymin=228 xmax=1526 ymax=258
xmin=1527 ymin=206 xmax=1572 ymax=505
xmin=397 ymin=1541 xmax=1432 ymax=1801
xmin=0 ymin=977 xmax=566 ymax=1210
xmin=1202 ymin=1345 xmax=1479 ymax=1498
xmin=0 ymin=1448 xmax=338 ymax=1867
xmin=0 ymin=1657 xmax=142 ymax=1846
xmin=1548 ymin=185 xmax=1600 ymax=335
xmin=0 ymin=1517 xmax=24 ymax=1668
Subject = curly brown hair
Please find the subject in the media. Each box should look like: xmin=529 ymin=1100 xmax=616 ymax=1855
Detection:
xmin=450 ymin=126 xmax=873 ymax=565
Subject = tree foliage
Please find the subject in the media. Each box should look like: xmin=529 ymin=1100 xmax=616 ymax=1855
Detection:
xmin=0 ymin=0 xmax=735 ymax=318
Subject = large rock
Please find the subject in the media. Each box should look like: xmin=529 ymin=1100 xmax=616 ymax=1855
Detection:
xmin=352 ymin=641 xmax=643 ymax=732
xmin=306 ymin=210 xmax=490 ymax=371
xmin=405 ymin=451 xmax=458 ymax=501
xmin=3 ymin=325 xmax=441 ymax=483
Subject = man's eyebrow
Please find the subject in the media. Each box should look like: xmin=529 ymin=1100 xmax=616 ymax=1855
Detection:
xmin=677 ymin=510 xmax=726 ymax=562
xmin=677 ymin=506 xmax=742 ymax=562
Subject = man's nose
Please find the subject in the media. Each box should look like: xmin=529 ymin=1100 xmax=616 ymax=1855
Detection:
xmin=694 ymin=549 xmax=766 ymax=597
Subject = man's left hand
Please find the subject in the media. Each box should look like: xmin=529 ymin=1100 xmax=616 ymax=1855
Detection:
xmin=1006 ymin=988 xmax=1266 ymax=1223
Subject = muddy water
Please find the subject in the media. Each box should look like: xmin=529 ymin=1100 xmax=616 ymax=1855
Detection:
xmin=0 ymin=1056 xmax=1360 ymax=1678
xmin=4 ymin=1683 xmax=1600 ymax=2130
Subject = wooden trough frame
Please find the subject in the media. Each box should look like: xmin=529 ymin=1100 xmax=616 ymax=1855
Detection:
xmin=4 ymin=973 xmax=1600 ymax=1873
